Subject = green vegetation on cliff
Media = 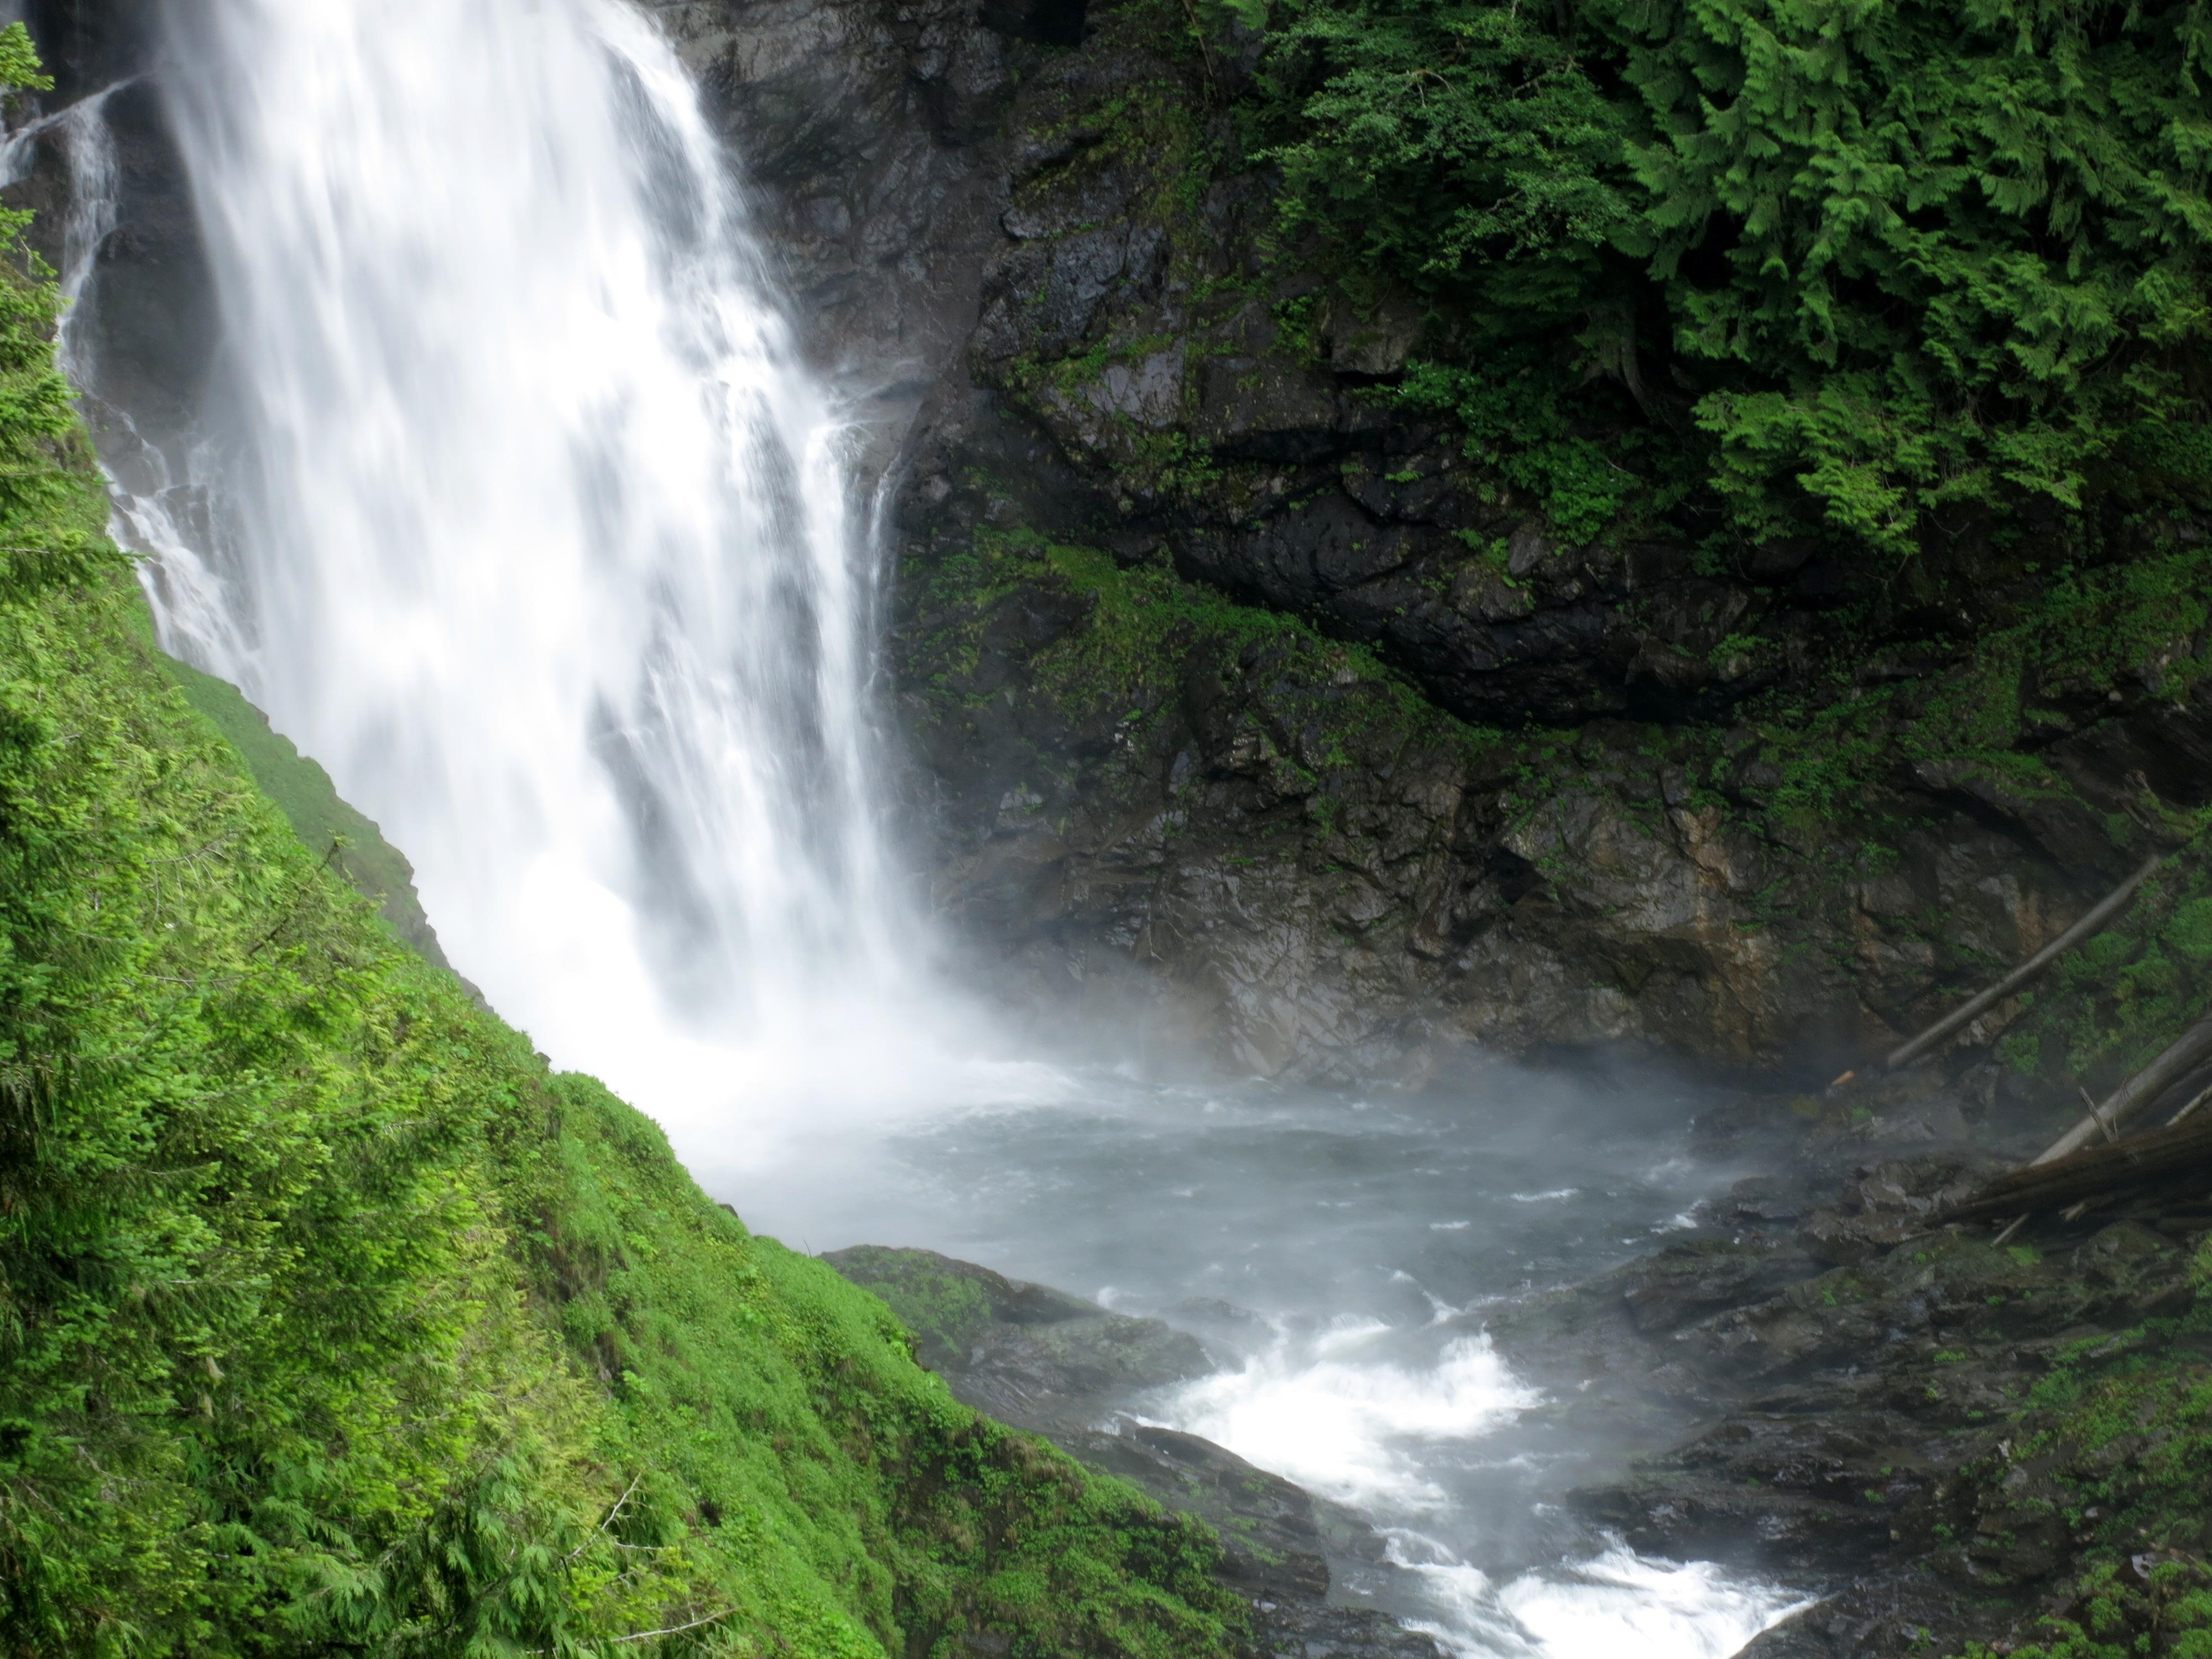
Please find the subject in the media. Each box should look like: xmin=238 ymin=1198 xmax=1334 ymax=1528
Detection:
xmin=163 ymin=656 xmax=449 ymax=966
xmin=0 ymin=30 xmax=1239 ymax=1657
xmin=1953 ymin=1275 xmax=2212 ymax=1658
xmin=1245 ymin=0 xmax=2212 ymax=556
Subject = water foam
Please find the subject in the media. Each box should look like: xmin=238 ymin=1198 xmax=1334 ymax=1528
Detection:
xmin=1158 ymin=1319 xmax=1541 ymax=1510
xmin=1389 ymin=1532 xmax=1814 ymax=1658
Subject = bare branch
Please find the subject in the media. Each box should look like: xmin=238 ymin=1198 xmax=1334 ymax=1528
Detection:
xmin=610 ymin=1607 xmax=735 ymax=1645
xmin=565 ymin=1472 xmax=644 ymax=1563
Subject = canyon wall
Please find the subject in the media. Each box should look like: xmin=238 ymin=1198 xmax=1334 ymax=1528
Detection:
xmin=666 ymin=0 xmax=2212 ymax=1085
xmin=19 ymin=0 xmax=2212 ymax=1091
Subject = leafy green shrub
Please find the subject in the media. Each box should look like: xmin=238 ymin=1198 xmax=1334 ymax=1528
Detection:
xmin=1396 ymin=357 xmax=1656 ymax=542
xmin=1255 ymin=0 xmax=1634 ymax=333
xmin=2170 ymin=897 xmax=2212 ymax=963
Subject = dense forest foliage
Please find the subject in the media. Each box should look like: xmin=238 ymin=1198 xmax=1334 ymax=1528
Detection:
xmin=1241 ymin=0 xmax=2212 ymax=556
xmin=0 ymin=28 xmax=1240 ymax=1657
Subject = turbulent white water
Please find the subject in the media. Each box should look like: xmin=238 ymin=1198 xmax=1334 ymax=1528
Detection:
xmin=1166 ymin=1332 xmax=1809 ymax=1656
xmin=759 ymin=1077 xmax=1817 ymax=1658
xmin=134 ymin=0 xmax=1053 ymax=1151
xmin=1395 ymin=1539 xmax=1811 ymax=1659
xmin=1165 ymin=1321 xmax=1542 ymax=1511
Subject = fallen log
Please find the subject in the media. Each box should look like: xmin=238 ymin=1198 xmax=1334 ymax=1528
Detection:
xmin=1882 ymin=853 xmax=2166 ymax=1072
xmin=1950 ymin=1110 xmax=2212 ymax=1223
xmin=2034 ymin=1016 xmax=2212 ymax=1165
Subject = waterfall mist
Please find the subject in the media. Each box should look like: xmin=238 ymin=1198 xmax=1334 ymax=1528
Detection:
xmin=137 ymin=0 xmax=1050 ymax=1156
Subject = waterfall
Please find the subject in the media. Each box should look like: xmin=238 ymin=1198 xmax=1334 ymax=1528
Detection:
xmin=52 ymin=0 xmax=1046 ymax=1155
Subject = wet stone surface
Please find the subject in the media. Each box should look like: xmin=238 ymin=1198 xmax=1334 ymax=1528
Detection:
xmin=644 ymin=0 xmax=2212 ymax=1087
xmin=1489 ymin=1074 xmax=2212 ymax=1657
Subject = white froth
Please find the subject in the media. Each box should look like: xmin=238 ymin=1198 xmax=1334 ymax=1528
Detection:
xmin=1158 ymin=1325 xmax=1540 ymax=1510
xmin=1389 ymin=1534 xmax=1812 ymax=1658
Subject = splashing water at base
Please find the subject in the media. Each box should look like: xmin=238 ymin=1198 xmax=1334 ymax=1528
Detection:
xmin=1147 ymin=1294 xmax=1808 ymax=1655
xmin=750 ymin=1071 xmax=1815 ymax=1658
xmin=1390 ymin=1536 xmax=1815 ymax=1659
xmin=1161 ymin=1322 xmax=1541 ymax=1512
xmin=119 ymin=0 xmax=1055 ymax=1148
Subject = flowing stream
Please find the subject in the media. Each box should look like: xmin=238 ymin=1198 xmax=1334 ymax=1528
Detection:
xmin=17 ymin=0 xmax=1811 ymax=1651
xmin=747 ymin=1067 xmax=1814 ymax=1657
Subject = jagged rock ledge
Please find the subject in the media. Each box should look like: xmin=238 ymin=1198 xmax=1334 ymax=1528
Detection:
xmin=1493 ymin=1072 xmax=2212 ymax=1657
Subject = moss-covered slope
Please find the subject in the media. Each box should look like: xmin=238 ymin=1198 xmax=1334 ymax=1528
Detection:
xmin=162 ymin=655 xmax=451 ymax=969
xmin=0 ymin=30 xmax=1239 ymax=1656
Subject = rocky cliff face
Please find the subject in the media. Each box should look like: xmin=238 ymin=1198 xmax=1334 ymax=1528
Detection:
xmin=667 ymin=0 xmax=2212 ymax=1086
xmin=8 ymin=1 xmax=216 ymax=460
xmin=20 ymin=0 xmax=2212 ymax=1091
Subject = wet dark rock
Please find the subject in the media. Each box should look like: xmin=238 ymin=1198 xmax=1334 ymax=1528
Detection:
xmin=1617 ymin=1237 xmax=1821 ymax=1336
xmin=820 ymin=1244 xmax=1208 ymax=1433
xmin=20 ymin=0 xmax=163 ymax=97
xmin=661 ymin=0 xmax=1019 ymax=422
xmin=1712 ymin=1176 xmax=1811 ymax=1228
xmin=2 ymin=28 xmax=218 ymax=460
xmin=1058 ymin=1420 xmax=1329 ymax=1599
xmin=1063 ymin=1419 xmax=1446 ymax=1657
xmin=626 ymin=0 xmax=2190 ymax=1080
xmin=1493 ymin=1080 xmax=2212 ymax=1657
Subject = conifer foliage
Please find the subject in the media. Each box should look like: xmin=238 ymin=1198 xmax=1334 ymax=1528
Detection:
xmin=1252 ymin=0 xmax=2212 ymax=553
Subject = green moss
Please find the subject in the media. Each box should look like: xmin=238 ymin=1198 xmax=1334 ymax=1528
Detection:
xmin=1953 ymin=1276 xmax=2212 ymax=1656
xmin=2168 ymin=899 xmax=2212 ymax=963
xmin=1396 ymin=356 xmax=1679 ymax=545
xmin=812 ymin=1246 xmax=997 ymax=1364
xmin=161 ymin=656 xmax=446 ymax=964
xmin=910 ymin=518 xmax=1483 ymax=769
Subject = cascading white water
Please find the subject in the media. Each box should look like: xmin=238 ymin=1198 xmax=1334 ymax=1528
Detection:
xmin=137 ymin=0 xmax=1045 ymax=1151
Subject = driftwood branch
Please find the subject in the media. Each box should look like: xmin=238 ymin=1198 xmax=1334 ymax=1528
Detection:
xmin=2034 ymin=1016 xmax=2212 ymax=1166
xmin=2168 ymin=1076 xmax=2212 ymax=1127
xmin=563 ymin=1472 xmax=643 ymax=1564
xmin=1883 ymin=852 xmax=2165 ymax=1072
xmin=1950 ymin=1110 xmax=2212 ymax=1222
